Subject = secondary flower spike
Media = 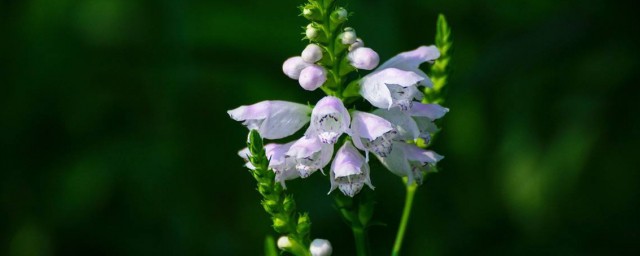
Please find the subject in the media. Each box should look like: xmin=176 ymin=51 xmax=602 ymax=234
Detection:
xmin=228 ymin=101 xmax=311 ymax=139
xmin=286 ymin=135 xmax=334 ymax=178
xmin=329 ymin=141 xmax=374 ymax=197
xmin=308 ymin=96 xmax=351 ymax=144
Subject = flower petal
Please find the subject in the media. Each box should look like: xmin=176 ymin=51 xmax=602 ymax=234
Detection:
xmin=373 ymin=108 xmax=420 ymax=141
xmin=410 ymin=103 xmax=449 ymax=120
xmin=309 ymin=96 xmax=351 ymax=144
xmin=377 ymin=45 xmax=440 ymax=71
xmin=228 ymin=101 xmax=311 ymax=139
xmin=398 ymin=143 xmax=444 ymax=164
xmin=331 ymin=141 xmax=365 ymax=177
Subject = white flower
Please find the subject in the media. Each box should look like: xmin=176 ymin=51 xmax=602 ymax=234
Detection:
xmin=286 ymin=135 xmax=334 ymax=178
xmin=350 ymin=111 xmax=397 ymax=159
xmin=359 ymin=46 xmax=440 ymax=110
xmin=373 ymin=102 xmax=448 ymax=143
xmin=308 ymin=96 xmax=351 ymax=144
xmin=299 ymin=65 xmax=327 ymax=91
xmin=329 ymin=141 xmax=374 ymax=197
xmin=310 ymin=239 xmax=333 ymax=256
xmin=376 ymin=142 xmax=443 ymax=185
xmin=282 ymin=56 xmax=311 ymax=79
xmin=301 ymin=44 xmax=323 ymax=63
xmin=348 ymin=47 xmax=379 ymax=70
xmin=228 ymin=101 xmax=311 ymax=140
xmin=359 ymin=68 xmax=424 ymax=110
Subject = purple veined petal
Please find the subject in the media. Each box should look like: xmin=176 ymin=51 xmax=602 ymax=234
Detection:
xmin=377 ymin=45 xmax=440 ymax=71
xmin=410 ymin=102 xmax=449 ymax=120
xmin=283 ymin=56 xmax=311 ymax=79
xmin=299 ymin=65 xmax=327 ymax=91
xmin=350 ymin=111 xmax=397 ymax=159
xmin=373 ymin=108 xmax=420 ymax=141
xmin=286 ymin=135 xmax=334 ymax=178
xmin=386 ymin=84 xmax=423 ymax=111
xmin=228 ymin=100 xmax=311 ymax=140
xmin=309 ymin=96 xmax=351 ymax=144
xmin=347 ymin=47 xmax=380 ymax=70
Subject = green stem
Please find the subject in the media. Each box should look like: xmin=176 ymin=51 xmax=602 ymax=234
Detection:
xmin=392 ymin=183 xmax=418 ymax=256
xmin=353 ymin=227 xmax=368 ymax=256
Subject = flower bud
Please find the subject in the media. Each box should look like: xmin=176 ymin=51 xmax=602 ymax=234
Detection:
xmin=277 ymin=236 xmax=292 ymax=249
xmin=258 ymin=183 xmax=272 ymax=196
xmin=302 ymin=5 xmax=321 ymax=21
xmin=348 ymin=38 xmax=364 ymax=52
xmin=272 ymin=217 xmax=289 ymax=233
xmin=339 ymin=27 xmax=356 ymax=45
xmin=283 ymin=56 xmax=311 ymax=79
xmin=347 ymin=47 xmax=379 ymax=70
xmin=262 ymin=200 xmax=279 ymax=215
xmin=297 ymin=213 xmax=311 ymax=236
xmin=330 ymin=7 xmax=348 ymax=24
xmin=283 ymin=195 xmax=296 ymax=213
xmin=310 ymin=239 xmax=332 ymax=256
xmin=306 ymin=24 xmax=320 ymax=41
xmin=301 ymin=44 xmax=323 ymax=63
xmin=298 ymin=65 xmax=327 ymax=91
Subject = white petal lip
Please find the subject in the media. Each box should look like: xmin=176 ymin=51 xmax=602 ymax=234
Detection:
xmin=410 ymin=102 xmax=449 ymax=120
xmin=227 ymin=100 xmax=311 ymax=140
xmin=331 ymin=141 xmax=366 ymax=177
xmin=359 ymin=68 xmax=424 ymax=109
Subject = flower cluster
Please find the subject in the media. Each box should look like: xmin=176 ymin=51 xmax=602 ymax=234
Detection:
xmin=230 ymin=44 xmax=448 ymax=197
xmin=229 ymin=0 xmax=448 ymax=200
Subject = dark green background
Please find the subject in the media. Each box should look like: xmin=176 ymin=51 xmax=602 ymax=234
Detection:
xmin=2 ymin=0 xmax=639 ymax=255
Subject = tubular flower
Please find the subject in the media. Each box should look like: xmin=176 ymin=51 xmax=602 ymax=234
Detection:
xmin=350 ymin=111 xmax=397 ymax=159
xmin=228 ymin=101 xmax=311 ymax=140
xmin=376 ymin=142 xmax=443 ymax=185
xmin=329 ymin=141 xmax=374 ymax=197
xmin=374 ymin=102 xmax=449 ymax=142
xmin=286 ymin=135 xmax=334 ymax=178
xmin=308 ymin=96 xmax=351 ymax=144
xmin=359 ymin=68 xmax=425 ymax=110
xmin=359 ymin=46 xmax=440 ymax=110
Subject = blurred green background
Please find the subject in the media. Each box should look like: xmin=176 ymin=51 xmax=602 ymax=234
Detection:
xmin=2 ymin=0 xmax=639 ymax=255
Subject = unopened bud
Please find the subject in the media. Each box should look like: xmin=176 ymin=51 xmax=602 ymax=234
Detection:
xmin=339 ymin=27 xmax=356 ymax=45
xmin=301 ymin=44 xmax=323 ymax=63
xmin=348 ymin=38 xmax=364 ymax=51
xmin=302 ymin=5 xmax=321 ymax=21
xmin=277 ymin=236 xmax=292 ymax=249
xmin=310 ymin=239 xmax=332 ymax=256
xmin=306 ymin=24 xmax=320 ymax=40
xmin=297 ymin=213 xmax=311 ymax=235
xmin=347 ymin=47 xmax=379 ymax=70
xmin=298 ymin=65 xmax=327 ymax=91
xmin=330 ymin=7 xmax=348 ymax=23
xmin=272 ymin=217 xmax=289 ymax=233
xmin=262 ymin=200 xmax=279 ymax=215
xmin=282 ymin=56 xmax=311 ymax=79
xmin=283 ymin=195 xmax=296 ymax=213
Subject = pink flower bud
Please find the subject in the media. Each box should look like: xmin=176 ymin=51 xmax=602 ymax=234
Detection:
xmin=347 ymin=47 xmax=379 ymax=70
xmin=301 ymin=44 xmax=323 ymax=63
xmin=298 ymin=65 xmax=327 ymax=91
xmin=282 ymin=56 xmax=310 ymax=79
